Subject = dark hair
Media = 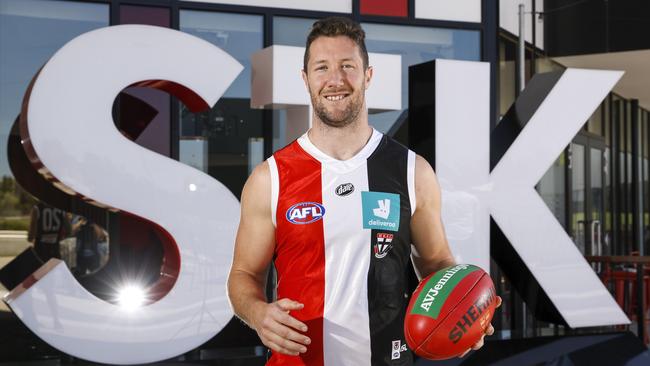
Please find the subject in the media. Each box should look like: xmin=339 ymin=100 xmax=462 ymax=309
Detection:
xmin=303 ymin=17 xmax=369 ymax=73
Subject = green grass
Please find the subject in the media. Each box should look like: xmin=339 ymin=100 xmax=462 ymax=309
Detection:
xmin=0 ymin=216 xmax=29 ymax=231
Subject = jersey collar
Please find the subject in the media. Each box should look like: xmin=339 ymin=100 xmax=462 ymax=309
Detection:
xmin=297 ymin=128 xmax=383 ymax=173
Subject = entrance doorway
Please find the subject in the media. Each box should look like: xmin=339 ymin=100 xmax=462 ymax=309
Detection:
xmin=570 ymin=134 xmax=608 ymax=256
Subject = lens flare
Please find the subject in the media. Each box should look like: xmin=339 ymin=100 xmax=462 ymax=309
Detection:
xmin=116 ymin=285 xmax=146 ymax=311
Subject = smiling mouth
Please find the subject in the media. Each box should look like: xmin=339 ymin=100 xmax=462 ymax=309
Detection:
xmin=324 ymin=94 xmax=349 ymax=101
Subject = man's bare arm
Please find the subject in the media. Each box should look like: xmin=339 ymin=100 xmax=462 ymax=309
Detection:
xmin=227 ymin=162 xmax=311 ymax=356
xmin=410 ymin=155 xmax=455 ymax=279
xmin=410 ymin=155 xmax=501 ymax=356
xmin=27 ymin=206 xmax=38 ymax=243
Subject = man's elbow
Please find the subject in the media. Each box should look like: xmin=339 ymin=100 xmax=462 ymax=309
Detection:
xmin=415 ymin=256 xmax=456 ymax=279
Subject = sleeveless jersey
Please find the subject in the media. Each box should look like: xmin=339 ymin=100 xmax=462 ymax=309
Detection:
xmin=267 ymin=129 xmax=416 ymax=366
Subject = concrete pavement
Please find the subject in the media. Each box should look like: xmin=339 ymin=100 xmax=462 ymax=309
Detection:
xmin=0 ymin=230 xmax=29 ymax=312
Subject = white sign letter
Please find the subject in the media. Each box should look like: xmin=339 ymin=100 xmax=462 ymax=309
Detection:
xmin=4 ymin=25 xmax=243 ymax=364
xmin=435 ymin=59 xmax=629 ymax=327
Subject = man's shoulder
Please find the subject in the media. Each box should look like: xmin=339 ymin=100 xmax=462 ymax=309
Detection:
xmin=246 ymin=161 xmax=271 ymax=191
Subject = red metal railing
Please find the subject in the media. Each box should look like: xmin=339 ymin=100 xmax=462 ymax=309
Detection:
xmin=586 ymin=255 xmax=650 ymax=344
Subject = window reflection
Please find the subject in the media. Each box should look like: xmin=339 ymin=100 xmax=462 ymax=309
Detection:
xmin=500 ymin=39 xmax=516 ymax=117
xmin=0 ymin=0 xmax=109 ymax=298
xmin=26 ymin=204 xmax=109 ymax=275
xmin=270 ymin=17 xmax=481 ymax=149
xmin=271 ymin=17 xmax=317 ymax=152
xmin=363 ymin=22 xmax=480 ymax=134
xmin=179 ymin=11 xmax=264 ymax=197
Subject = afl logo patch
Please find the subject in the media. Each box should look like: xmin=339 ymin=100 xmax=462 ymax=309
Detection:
xmin=286 ymin=202 xmax=325 ymax=224
xmin=335 ymin=183 xmax=354 ymax=196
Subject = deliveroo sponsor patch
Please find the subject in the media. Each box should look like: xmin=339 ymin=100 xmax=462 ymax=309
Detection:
xmin=362 ymin=191 xmax=400 ymax=232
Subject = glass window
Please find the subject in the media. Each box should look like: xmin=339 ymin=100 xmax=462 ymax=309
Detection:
xmin=271 ymin=17 xmax=316 ymax=152
xmin=0 ymin=0 xmax=109 ymax=280
xmin=571 ymin=144 xmax=586 ymax=253
xmin=273 ymin=16 xmax=315 ymax=47
xmin=538 ymin=153 xmax=566 ymax=229
xmin=362 ymin=22 xmax=480 ymax=134
xmin=535 ymin=55 xmax=564 ymax=74
xmin=499 ymin=39 xmax=516 ymax=117
xmin=604 ymin=97 xmax=611 ymax=146
xmin=639 ymin=109 xmax=650 ymax=254
xmin=117 ymin=5 xmax=172 ymax=157
xmin=604 ymin=97 xmax=612 ymax=252
xmin=271 ymin=17 xmax=480 ymax=148
xmin=588 ymin=103 xmax=603 ymax=136
xmin=179 ymin=10 xmax=264 ymax=198
xmin=1 ymin=0 xmax=108 ymax=182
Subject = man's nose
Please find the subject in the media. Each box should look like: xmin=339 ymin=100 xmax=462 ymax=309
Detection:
xmin=326 ymin=67 xmax=345 ymax=87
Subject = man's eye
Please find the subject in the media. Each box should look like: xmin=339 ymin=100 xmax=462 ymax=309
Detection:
xmin=315 ymin=66 xmax=327 ymax=71
xmin=343 ymin=64 xmax=354 ymax=69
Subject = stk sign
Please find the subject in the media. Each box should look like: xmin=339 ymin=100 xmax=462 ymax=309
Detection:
xmin=1 ymin=25 xmax=629 ymax=365
xmin=410 ymin=59 xmax=629 ymax=327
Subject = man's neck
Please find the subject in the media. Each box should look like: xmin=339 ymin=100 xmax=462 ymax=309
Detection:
xmin=307 ymin=118 xmax=374 ymax=161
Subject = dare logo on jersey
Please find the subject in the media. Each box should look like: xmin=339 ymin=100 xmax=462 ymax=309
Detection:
xmin=286 ymin=202 xmax=326 ymax=224
xmin=335 ymin=183 xmax=355 ymax=196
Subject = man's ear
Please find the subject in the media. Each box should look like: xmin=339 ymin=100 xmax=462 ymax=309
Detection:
xmin=365 ymin=65 xmax=374 ymax=90
xmin=301 ymin=69 xmax=309 ymax=89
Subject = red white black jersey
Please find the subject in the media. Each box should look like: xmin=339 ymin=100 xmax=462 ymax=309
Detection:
xmin=267 ymin=129 xmax=416 ymax=366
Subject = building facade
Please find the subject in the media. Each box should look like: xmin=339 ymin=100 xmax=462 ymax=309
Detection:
xmin=1 ymin=0 xmax=649 ymax=363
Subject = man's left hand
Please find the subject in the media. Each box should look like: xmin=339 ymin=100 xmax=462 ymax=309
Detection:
xmin=459 ymin=296 xmax=502 ymax=358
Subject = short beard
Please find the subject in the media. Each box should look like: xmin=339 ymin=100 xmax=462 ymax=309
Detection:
xmin=310 ymin=90 xmax=363 ymax=128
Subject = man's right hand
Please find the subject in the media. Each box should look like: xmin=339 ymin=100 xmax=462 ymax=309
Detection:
xmin=251 ymin=298 xmax=312 ymax=356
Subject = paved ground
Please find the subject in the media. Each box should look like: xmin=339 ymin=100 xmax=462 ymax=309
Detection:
xmin=0 ymin=230 xmax=89 ymax=314
xmin=0 ymin=230 xmax=29 ymax=256
xmin=1 ymin=256 xmax=13 ymax=312
xmin=0 ymin=230 xmax=28 ymax=313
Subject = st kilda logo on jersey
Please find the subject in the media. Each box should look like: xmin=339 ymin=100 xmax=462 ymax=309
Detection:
xmin=335 ymin=183 xmax=354 ymax=196
xmin=374 ymin=233 xmax=394 ymax=258
xmin=286 ymin=202 xmax=326 ymax=224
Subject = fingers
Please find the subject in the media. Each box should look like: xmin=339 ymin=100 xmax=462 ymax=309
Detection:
xmin=265 ymin=339 xmax=302 ymax=357
xmin=277 ymin=309 xmax=309 ymax=333
xmin=471 ymin=334 xmax=485 ymax=350
xmin=265 ymin=316 xmax=311 ymax=346
xmin=496 ymin=296 xmax=503 ymax=308
xmin=486 ymin=324 xmax=495 ymax=336
xmin=262 ymin=327 xmax=309 ymax=355
xmin=460 ymin=333 xmax=485 ymax=359
xmin=255 ymin=299 xmax=311 ymax=356
xmin=276 ymin=298 xmax=305 ymax=311
xmin=459 ymin=324 xmax=494 ymax=358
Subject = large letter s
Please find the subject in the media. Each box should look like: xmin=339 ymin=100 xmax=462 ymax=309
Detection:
xmin=4 ymin=25 xmax=243 ymax=364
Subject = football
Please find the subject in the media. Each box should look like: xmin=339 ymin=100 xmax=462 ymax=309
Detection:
xmin=404 ymin=264 xmax=497 ymax=360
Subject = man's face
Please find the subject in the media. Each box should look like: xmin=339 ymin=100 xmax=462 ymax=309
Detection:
xmin=302 ymin=36 xmax=373 ymax=128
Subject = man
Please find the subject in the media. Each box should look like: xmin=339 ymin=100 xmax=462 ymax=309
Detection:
xmin=228 ymin=17 xmax=498 ymax=365
xmin=27 ymin=201 xmax=69 ymax=261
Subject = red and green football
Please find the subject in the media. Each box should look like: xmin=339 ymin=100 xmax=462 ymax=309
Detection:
xmin=404 ymin=264 xmax=497 ymax=360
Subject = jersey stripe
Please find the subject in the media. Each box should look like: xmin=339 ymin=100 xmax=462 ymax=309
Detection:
xmin=322 ymin=164 xmax=372 ymax=366
xmin=407 ymin=151 xmax=416 ymax=215
xmin=272 ymin=142 xmax=325 ymax=366
xmin=267 ymin=156 xmax=279 ymax=227
xmin=366 ymin=136 xmax=414 ymax=365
